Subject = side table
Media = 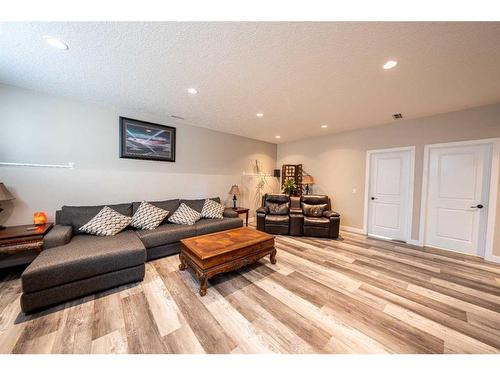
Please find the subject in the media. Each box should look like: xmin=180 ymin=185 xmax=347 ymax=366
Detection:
xmin=0 ymin=223 xmax=53 ymax=269
xmin=229 ymin=207 xmax=249 ymax=226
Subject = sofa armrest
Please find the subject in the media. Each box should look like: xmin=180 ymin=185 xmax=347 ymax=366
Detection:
xmin=256 ymin=206 xmax=269 ymax=215
xmin=223 ymin=208 xmax=239 ymax=218
xmin=323 ymin=210 xmax=340 ymax=219
xmin=290 ymin=208 xmax=303 ymax=215
xmin=43 ymin=225 xmax=73 ymax=250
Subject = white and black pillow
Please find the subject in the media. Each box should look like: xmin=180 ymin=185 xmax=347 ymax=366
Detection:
xmin=200 ymin=199 xmax=225 ymax=219
xmin=131 ymin=201 xmax=169 ymax=230
xmin=168 ymin=203 xmax=202 ymax=225
xmin=79 ymin=206 xmax=132 ymax=236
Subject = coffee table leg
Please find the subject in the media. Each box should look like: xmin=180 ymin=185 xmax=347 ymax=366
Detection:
xmin=199 ymin=276 xmax=208 ymax=296
xmin=179 ymin=254 xmax=187 ymax=270
xmin=270 ymin=248 xmax=277 ymax=264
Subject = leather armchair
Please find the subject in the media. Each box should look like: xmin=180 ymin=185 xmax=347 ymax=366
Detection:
xmin=256 ymin=194 xmax=290 ymax=235
xmin=301 ymin=195 xmax=340 ymax=238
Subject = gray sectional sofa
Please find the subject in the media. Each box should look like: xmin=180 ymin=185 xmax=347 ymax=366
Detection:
xmin=20 ymin=197 xmax=242 ymax=313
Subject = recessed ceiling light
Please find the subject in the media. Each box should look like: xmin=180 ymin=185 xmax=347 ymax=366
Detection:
xmin=256 ymin=113 xmax=264 ymax=117
xmin=275 ymin=135 xmax=281 ymax=139
xmin=44 ymin=36 xmax=69 ymax=50
xmin=187 ymin=88 xmax=198 ymax=95
xmin=383 ymin=60 xmax=398 ymax=70
xmin=321 ymin=124 xmax=328 ymax=129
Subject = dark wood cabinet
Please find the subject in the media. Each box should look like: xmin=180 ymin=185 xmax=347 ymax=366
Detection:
xmin=281 ymin=164 xmax=303 ymax=196
xmin=0 ymin=223 xmax=53 ymax=268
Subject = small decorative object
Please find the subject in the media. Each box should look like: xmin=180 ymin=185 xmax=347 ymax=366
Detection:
xmin=302 ymin=175 xmax=314 ymax=195
xmin=229 ymin=185 xmax=241 ymax=208
xmin=33 ymin=212 xmax=47 ymax=225
xmin=273 ymin=169 xmax=281 ymax=178
xmin=0 ymin=183 xmax=15 ymax=230
xmin=281 ymin=178 xmax=297 ymax=196
xmin=119 ymin=117 xmax=176 ymax=162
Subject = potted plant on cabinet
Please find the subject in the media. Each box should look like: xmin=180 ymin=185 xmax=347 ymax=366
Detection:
xmin=281 ymin=178 xmax=297 ymax=196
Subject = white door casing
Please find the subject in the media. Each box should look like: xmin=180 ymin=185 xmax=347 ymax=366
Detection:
xmin=366 ymin=148 xmax=413 ymax=241
xmin=425 ymin=143 xmax=492 ymax=256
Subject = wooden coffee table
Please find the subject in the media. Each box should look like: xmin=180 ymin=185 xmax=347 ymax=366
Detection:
xmin=179 ymin=227 xmax=276 ymax=296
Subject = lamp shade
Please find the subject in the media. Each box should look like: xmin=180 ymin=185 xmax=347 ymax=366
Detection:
xmin=228 ymin=185 xmax=241 ymax=195
xmin=302 ymin=175 xmax=314 ymax=185
xmin=0 ymin=183 xmax=14 ymax=201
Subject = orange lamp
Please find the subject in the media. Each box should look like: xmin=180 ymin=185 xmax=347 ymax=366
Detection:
xmin=33 ymin=212 xmax=47 ymax=225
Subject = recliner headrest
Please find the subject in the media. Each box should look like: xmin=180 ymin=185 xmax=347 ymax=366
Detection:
xmin=301 ymin=195 xmax=329 ymax=205
xmin=265 ymin=194 xmax=290 ymax=203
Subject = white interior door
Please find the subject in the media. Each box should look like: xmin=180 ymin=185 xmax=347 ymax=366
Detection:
xmin=367 ymin=149 xmax=411 ymax=241
xmin=425 ymin=144 xmax=491 ymax=255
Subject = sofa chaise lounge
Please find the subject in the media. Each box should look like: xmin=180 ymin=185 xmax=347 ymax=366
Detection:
xmin=20 ymin=197 xmax=242 ymax=313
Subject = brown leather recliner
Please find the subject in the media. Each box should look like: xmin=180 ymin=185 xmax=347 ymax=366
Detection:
xmin=300 ymin=195 xmax=340 ymax=238
xmin=256 ymin=194 xmax=290 ymax=235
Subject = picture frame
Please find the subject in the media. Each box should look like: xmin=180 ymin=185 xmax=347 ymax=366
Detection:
xmin=119 ymin=117 xmax=176 ymax=162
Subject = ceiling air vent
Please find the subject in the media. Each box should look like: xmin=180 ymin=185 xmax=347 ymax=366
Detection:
xmin=171 ymin=115 xmax=185 ymax=120
xmin=392 ymin=113 xmax=403 ymax=120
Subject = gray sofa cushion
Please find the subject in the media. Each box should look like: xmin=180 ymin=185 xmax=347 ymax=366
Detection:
xmin=132 ymin=199 xmax=180 ymax=221
xmin=21 ymin=265 xmax=145 ymax=313
xmin=194 ymin=218 xmax=243 ymax=236
xmin=22 ymin=230 xmax=145 ymax=293
xmin=136 ymin=223 xmax=196 ymax=248
xmin=60 ymin=203 xmax=132 ymax=233
xmin=146 ymin=242 xmax=182 ymax=261
xmin=180 ymin=197 xmax=220 ymax=213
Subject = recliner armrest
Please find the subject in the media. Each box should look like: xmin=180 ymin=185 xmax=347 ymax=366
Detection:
xmin=256 ymin=206 xmax=269 ymax=215
xmin=290 ymin=208 xmax=303 ymax=215
xmin=323 ymin=210 xmax=340 ymax=219
xmin=223 ymin=208 xmax=238 ymax=218
xmin=43 ymin=225 xmax=73 ymax=250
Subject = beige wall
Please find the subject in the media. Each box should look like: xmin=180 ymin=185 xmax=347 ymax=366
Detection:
xmin=0 ymin=84 xmax=278 ymax=225
xmin=277 ymin=103 xmax=500 ymax=255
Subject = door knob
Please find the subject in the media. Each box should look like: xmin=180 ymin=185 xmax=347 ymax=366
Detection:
xmin=470 ymin=204 xmax=484 ymax=209
xmin=371 ymin=197 xmax=377 ymax=200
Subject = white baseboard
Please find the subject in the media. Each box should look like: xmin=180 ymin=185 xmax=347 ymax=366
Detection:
xmin=407 ymin=239 xmax=424 ymax=247
xmin=340 ymin=225 xmax=366 ymax=235
xmin=485 ymin=253 xmax=500 ymax=264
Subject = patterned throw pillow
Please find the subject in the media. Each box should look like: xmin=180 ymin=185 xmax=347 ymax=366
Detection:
xmin=79 ymin=206 xmax=132 ymax=236
xmin=131 ymin=201 xmax=169 ymax=230
xmin=200 ymin=199 xmax=225 ymax=219
xmin=168 ymin=203 xmax=202 ymax=225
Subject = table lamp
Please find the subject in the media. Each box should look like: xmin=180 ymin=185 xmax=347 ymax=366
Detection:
xmin=228 ymin=185 xmax=241 ymax=209
xmin=302 ymin=175 xmax=314 ymax=195
xmin=0 ymin=183 xmax=15 ymax=230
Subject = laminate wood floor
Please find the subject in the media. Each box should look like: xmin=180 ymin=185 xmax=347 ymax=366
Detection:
xmin=1 ymin=231 xmax=500 ymax=354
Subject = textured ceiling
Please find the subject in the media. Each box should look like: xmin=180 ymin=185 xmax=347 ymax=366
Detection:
xmin=1 ymin=22 xmax=500 ymax=143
